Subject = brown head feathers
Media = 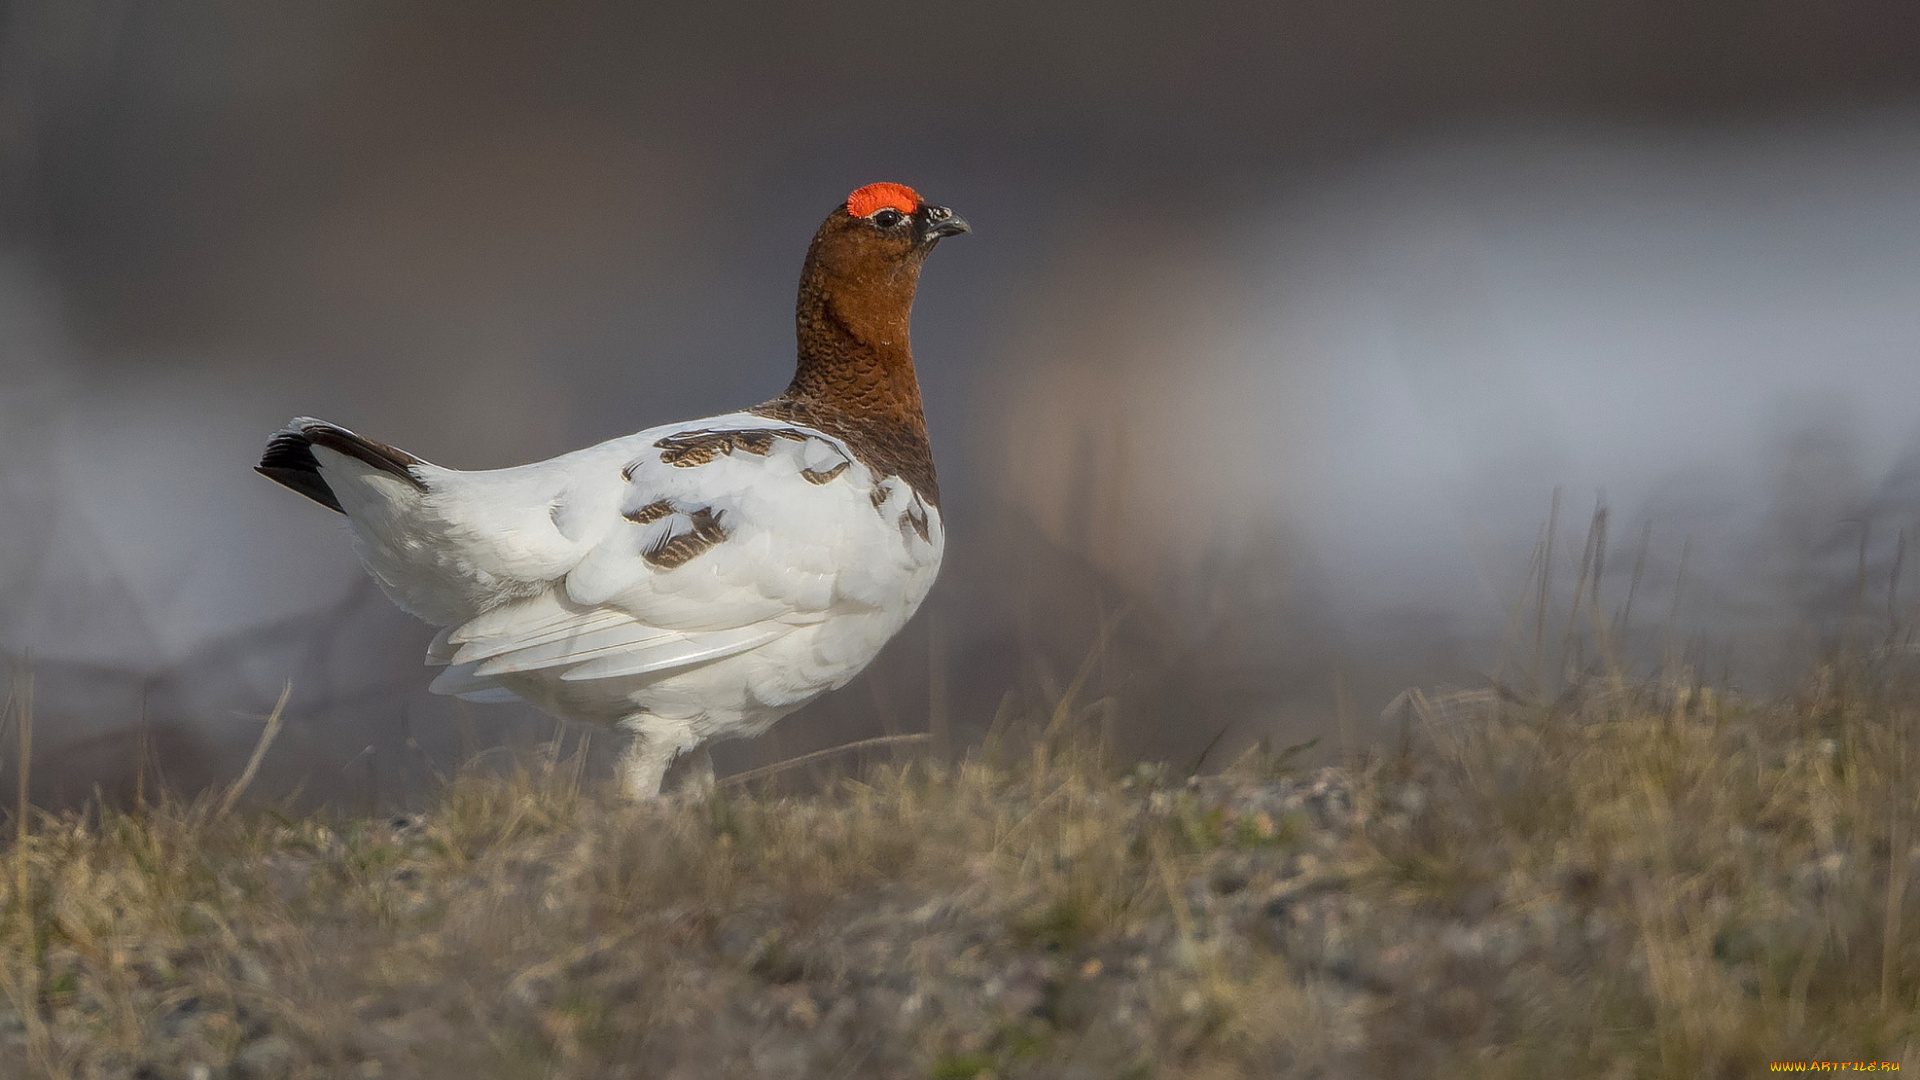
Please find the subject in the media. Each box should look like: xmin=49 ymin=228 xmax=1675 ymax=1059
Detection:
xmin=753 ymin=184 xmax=968 ymax=507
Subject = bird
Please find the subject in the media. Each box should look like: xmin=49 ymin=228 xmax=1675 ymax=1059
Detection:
xmin=256 ymin=182 xmax=968 ymax=798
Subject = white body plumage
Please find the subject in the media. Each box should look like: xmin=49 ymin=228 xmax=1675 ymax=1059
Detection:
xmin=300 ymin=410 xmax=944 ymax=796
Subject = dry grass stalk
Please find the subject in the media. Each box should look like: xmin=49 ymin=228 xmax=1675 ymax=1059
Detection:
xmin=720 ymin=733 xmax=932 ymax=789
xmin=216 ymin=680 xmax=290 ymax=819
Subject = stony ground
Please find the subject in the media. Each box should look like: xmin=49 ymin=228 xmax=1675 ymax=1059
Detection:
xmin=0 ymin=668 xmax=1916 ymax=1078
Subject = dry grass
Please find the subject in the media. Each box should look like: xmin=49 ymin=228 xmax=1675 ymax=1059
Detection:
xmin=0 ymin=651 xmax=1913 ymax=1077
xmin=1354 ymin=656 xmax=1920 ymax=1077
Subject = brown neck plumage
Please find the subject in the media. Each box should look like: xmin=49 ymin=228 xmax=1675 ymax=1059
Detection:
xmin=755 ymin=217 xmax=940 ymax=506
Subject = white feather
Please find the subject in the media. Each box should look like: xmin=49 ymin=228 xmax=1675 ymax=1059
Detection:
xmin=304 ymin=410 xmax=944 ymax=783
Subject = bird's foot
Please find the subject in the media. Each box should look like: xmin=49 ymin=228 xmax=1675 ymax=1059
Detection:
xmin=661 ymin=746 xmax=715 ymax=801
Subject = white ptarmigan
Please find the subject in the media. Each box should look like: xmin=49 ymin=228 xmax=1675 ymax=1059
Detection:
xmin=256 ymin=182 xmax=968 ymax=798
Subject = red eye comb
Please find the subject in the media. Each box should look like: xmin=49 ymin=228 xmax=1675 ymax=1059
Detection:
xmin=847 ymin=183 xmax=921 ymax=219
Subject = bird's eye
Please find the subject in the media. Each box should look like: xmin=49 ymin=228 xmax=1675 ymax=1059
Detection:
xmin=871 ymin=209 xmax=904 ymax=228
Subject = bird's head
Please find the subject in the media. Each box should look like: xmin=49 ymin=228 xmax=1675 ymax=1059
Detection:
xmin=804 ymin=182 xmax=970 ymax=289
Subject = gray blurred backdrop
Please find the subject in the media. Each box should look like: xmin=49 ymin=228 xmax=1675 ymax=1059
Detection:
xmin=3 ymin=0 xmax=1920 ymax=807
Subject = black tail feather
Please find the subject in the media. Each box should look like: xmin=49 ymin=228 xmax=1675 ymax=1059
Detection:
xmin=256 ymin=419 xmax=428 ymax=514
xmin=257 ymin=429 xmax=343 ymax=512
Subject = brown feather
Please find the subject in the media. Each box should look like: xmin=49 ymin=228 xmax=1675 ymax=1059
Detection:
xmin=754 ymin=203 xmax=944 ymax=508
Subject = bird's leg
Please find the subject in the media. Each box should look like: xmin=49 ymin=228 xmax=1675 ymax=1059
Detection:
xmin=664 ymin=746 xmax=715 ymax=799
xmin=616 ymin=715 xmax=698 ymax=801
xmin=617 ymin=738 xmax=673 ymax=801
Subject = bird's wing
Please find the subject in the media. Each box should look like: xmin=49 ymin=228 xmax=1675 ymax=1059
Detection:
xmin=425 ymin=414 xmax=934 ymax=696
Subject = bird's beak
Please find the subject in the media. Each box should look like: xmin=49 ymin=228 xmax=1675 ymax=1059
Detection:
xmin=917 ymin=204 xmax=971 ymax=244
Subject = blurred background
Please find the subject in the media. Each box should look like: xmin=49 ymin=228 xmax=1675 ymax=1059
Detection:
xmin=3 ymin=0 xmax=1919 ymax=806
